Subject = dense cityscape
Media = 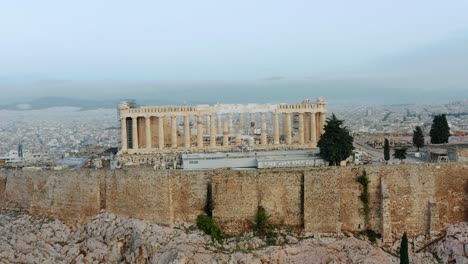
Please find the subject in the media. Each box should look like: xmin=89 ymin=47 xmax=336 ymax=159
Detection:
xmin=0 ymin=100 xmax=466 ymax=158
xmin=0 ymin=107 xmax=119 ymax=157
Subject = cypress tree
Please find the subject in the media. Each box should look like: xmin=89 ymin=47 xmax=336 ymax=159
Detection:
xmin=400 ymin=232 xmax=409 ymax=264
xmin=430 ymin=114 xmax=450 ymax=144
xmin=317 ymin=114 xmax=354 ymax=166
xmin=412 ymin=126 xmax=424 ymax=152
xmin=205 ymin=183 xmax=213 ymax=217
xmin=384 ymin=138 xmax=390 ymax=163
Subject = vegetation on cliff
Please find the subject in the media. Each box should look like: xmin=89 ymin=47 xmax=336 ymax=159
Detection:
xmin=356 ymin=170 xmax=370 ymax=223
xmin=205 ymin=183 xmax=214 ymax=218
xmin=253 ymin=206 xmax=270 ymax=235
xmin=253 ymin=206 xmax=276 ymax=245
xmin=196 ymin=215 xmax=224 ymax=243
xmin=197 ymin=182 xmax=223 ymax=243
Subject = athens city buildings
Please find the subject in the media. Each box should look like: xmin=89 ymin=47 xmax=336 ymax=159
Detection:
xmin=119 ymin=98 xmax=327 ymax=154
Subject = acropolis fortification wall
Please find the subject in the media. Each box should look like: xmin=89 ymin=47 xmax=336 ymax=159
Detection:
xmin=0 ymin=163 xmax=467 ymax=242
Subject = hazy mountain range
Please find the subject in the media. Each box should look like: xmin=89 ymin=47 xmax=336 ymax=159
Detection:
xmin=0 ymin=97 xmax=118 ymax=111
xmin=1 ymin=32 xmax=467 ymax=106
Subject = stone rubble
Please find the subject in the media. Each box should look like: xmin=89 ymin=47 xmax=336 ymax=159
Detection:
xmin=0 ymin=210 xmax=462 ymax=264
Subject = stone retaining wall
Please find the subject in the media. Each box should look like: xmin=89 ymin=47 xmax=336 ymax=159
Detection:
xmin=0 ymin=163 xmax=466 ymax=242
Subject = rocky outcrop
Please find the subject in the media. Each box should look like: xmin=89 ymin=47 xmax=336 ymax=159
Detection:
xmin=0 ymin=210 xmax=460 ymax=263
xmin=429 ymin=222 xmax=468 ymax=264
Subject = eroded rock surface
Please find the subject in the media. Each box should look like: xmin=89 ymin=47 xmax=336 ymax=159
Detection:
xmin=0 ymin=210 xmax=461 ymax=263
xmin=429 ymin=222 xmax=468 ymax=264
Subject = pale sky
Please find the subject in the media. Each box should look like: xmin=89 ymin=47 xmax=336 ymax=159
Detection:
xmin=1 ymin=1 xmax=467 ymax=104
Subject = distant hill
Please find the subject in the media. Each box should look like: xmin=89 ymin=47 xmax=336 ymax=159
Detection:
xmin=0 ymin=97 xmax=119 ymax=111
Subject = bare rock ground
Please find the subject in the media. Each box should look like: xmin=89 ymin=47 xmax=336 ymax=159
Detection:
xmin=0 ymin=210 xmax=463 ymax=263
xmin=428 ymin=222 xmax=468 ymax=264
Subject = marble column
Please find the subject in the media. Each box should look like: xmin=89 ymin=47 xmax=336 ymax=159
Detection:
xmin=210 ymin=114 xmax=216 ymax=147
xmin=273 ymin=112 xmax=280 ymax=145
xmin=282 ymin=113 xmax=288 ymax=137
xmin=171 ymin=116 xmax=178 ymax=148
xmin=239 ymin=113 xmax=244 ymax=134
xmin=158 ymin=116 xmax=164 ymax=150
xmin=217 ymin=114 xmax=222 ymax=135
xmin=304 ymin=113 xmax=310 ymax=143
xmin=298 ymin=113 xmax=305 ymax=145
xmin=228 ymin=113 xmax=233 ymax=134
xmin=205 ymin=115 xmax=210 ymax=134
xmin=320 ymin=112 xmax=326 ymax=136
xmin=184 ymin=115 xmax=190 ymax=148
xmin=197 ymin=115 xmax=203 ymax=148
xmin=261 ymin=113 xmax=267 ymax=145
xmin=250 ymin=113 xmax=256 ymax=135
xmin=236 ymin=116 xmax=242 ymax=146
xmin=310 ymin=112 xmax=317 ymax=147
xmin=132 ymin=117 xmax=139 ymax=150
xmin=145 ymin=116 xmax=151 ymax=149
xmin=286 ymin=113 xmax=292 ymax=145
xmin=121 ymin=117 xmax=128 ymax=152
xmin=223 ymin=121 xmax=229 ymax=146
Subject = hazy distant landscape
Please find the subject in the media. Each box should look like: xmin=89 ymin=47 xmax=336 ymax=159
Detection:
xmin=2 ymin=31 xmax=468 ymax=106
xmin=1 ymin=84 xmax=467 ymax=111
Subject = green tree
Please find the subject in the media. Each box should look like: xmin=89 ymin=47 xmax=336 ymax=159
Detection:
xmin=253 ymin=206 xmax=270 ymax=237
xmin=393 ymin=148 xmax=407 ymax=162
xmin=205 ymin=183 xmax=213 ymax=217
xmin=384 ymin=138 xmax=390 ymax=163
xmin=196 ymin=215 xmax=223 ymax=243
xmin=430 ymin=114 xmax=450 ymax=144
xmin=400 ymin=232 xmax=409 ymax=264
xmin=317 ymin=114 xmax=354 ymax=166
xmin=412 ymin=126 xmax=424 ymax=152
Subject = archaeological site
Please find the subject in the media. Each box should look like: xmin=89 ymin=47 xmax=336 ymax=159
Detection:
xmin=1 ymin=99 xmax=467 ymax=263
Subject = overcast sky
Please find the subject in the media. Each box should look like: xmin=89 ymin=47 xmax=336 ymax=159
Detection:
xmin=1 ymin=1 xmax=467 ymax=104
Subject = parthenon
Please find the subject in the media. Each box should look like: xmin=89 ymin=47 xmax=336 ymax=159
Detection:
xmin=119 ymin=98 xmax=327 ymax=154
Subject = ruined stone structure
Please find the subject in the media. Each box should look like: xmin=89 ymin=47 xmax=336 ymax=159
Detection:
xmin=118 ymin=98 xmax=328 ymax=154
xmin=1 ymin=163 xmax=466 ymax=243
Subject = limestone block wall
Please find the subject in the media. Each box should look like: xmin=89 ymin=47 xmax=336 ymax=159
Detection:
xmin=212 ymin=171 xmax=259 ymax=234
xmin=258 ymin=170 xmax=303 ymax=227
xmin=303 ymin=167 xmax=383 ymax=234
xmin=167 ymin=170 xmax=209 ymax=223
xmin=212 ymin=170 xmax=304 ymax=234
xmin=303 ymin=164 xmax=467 ymax=240
xmin=434 ymin=164 xmax=468 ymax=229
xmin=0 ymin=174 xmax=7 ymax=208
xmin=105 ymin=169 xmax=173 ymax=225
xmin=0 ymin=163 xmax=466 ymax=241
xmin=379 ymin=164 xmax=437 ymax=238
xmin=105 ymin=169 xmax=209 ymax=226
xmin=3 ymin=171 xmax=35 ymax=210
xmin=29 ymin=170 xmax=103 ymax=227
xmin=2 ymin=170 xmax=102 ymax=227
xmin=304 ymin=169 xmax=342 ymax=233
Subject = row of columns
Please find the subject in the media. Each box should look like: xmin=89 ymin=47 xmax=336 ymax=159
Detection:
xmin=121 ymin=112 xmax=326 ymax=152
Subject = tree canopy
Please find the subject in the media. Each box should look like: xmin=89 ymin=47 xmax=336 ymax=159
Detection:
xmin=384 ymin=138 xmax=390 ymax=162
xmin=317 ymin=114 xmax=354 ymax=166
xmin=393 ymin=148 xmax=407 ymax=162
xmin=412 ymin=126 xmax=424 ymax=151
xmin=430 ymin=114 xmax=450 ymax=144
